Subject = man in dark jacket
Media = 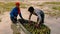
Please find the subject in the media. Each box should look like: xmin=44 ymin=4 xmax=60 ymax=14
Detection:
xmin=10 ymin=2 xmax=23 ymax=24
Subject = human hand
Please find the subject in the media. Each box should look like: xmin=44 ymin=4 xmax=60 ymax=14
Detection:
xmin=28 ymin=20 xmax=32 ymax=25
xmin=35 ymin=24 xmax=39 ymax=28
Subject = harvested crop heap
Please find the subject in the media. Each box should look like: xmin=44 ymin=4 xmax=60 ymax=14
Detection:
xmin=19 ymin=19 xmax=51 ymax=34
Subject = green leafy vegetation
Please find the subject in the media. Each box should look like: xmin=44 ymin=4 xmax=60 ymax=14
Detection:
xmin=23 ymin=23 xmax=50 ymax=34
xmin=19 ymin=19 xmax=50 ymax=34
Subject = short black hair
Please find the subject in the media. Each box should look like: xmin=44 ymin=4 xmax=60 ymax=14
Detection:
xmin=28 ymin=6 xmax=34 ymax=13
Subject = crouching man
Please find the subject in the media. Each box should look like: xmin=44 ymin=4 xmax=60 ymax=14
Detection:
xmin=28 ymin=6 xmax=45 ymax=28
xmin=10 ymin=2 xmax=23 ymax=34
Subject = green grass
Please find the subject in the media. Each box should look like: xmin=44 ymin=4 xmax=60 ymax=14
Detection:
xmin=20 ymin=2 xmax=28 ymax=8
xmin=4 ymin=2 xmax=15 ymax=11
xmin=44 ymin=2 xmax=60 ymax=4
xmin=0 ymin=2 xmax=5 ymax=8
xmin=5 ymin=2 xmax=27 ymax=11
xmin=37 ymin=4 xmax=44 ymax=6
xmin=45 ymin=12 xmax=56 ymax=16
xmin=45 ymin=10 xmax=60 ymax=18
xmin=37 ymin=2 xmax=60 ymax=6
xmin=51 ymin=6 xmax=60 ymax=18
xmin=41 ymin=2 xmax=60 ymax=18
xmin=0 ymin=2 xmax=6 ymax=14
xmin=0 ymin=2 xmax=28 ymax=12
xmin=52 ymin=6 xmax=60 ymax=10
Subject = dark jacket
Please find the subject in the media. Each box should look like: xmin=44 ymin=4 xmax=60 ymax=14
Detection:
xmin=10 ymin=7 xmax=20 ymax=17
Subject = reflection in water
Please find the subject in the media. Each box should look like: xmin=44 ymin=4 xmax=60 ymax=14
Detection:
xmin=11 ymin=23 xmax=21 ymax=34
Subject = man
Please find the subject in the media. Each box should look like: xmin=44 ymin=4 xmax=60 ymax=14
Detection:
xmin=10 ymin=2 xmax=23 ymax=24
xmin=28 ymin=6 xmax=45 ymax=27
xmin=10 ymin=2 xmax=23 ymax=34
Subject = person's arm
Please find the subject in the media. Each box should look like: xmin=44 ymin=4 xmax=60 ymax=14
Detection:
xmin=37 ymin=15 xmax=41 ymax=24
xmin=35 ymin=15 xmax=41 ymax=27
xmin=29 ymin=13 xmax=32 ymax=21
xmin=19 ymin=13 xmax=23 ymax=19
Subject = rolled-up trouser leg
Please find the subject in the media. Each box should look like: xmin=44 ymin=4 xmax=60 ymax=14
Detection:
xmin=11 ymin=23 xmax=21 ymax=34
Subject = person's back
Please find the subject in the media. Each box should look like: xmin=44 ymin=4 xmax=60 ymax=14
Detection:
xmin=10 ymin=7 xmax=18 ymax=17
xmin=10 ymin=2 xmax=23 ymax=24
xmin=34 ymin=9 xmax=44 ymax=16
xmin=28 ymin=6 xmax=45 ymax=27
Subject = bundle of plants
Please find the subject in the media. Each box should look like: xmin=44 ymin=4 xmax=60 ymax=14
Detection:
xmin=18 ymin=19 xmax=51 ymax=34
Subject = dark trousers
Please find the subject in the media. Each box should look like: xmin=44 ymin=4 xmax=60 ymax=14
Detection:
xmin=38 ymin=12 xmax=45 ymax=25
xmin=10 ymin=13 xmax=23 ymax=24
xmin=10 ymin=17 xmax=17 ymax=24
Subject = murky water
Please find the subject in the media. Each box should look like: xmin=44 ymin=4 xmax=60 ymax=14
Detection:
xmin=0 ymin=8 xmax=60 ymax=34
xmin=0 ymin=12 xmax=25 ymax=34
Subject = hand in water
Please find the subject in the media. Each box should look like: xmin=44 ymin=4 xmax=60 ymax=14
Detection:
xmin=35 ymin=24 xmax=39 ymax=28
xmin=28 ymin=20 xmax=32 ymax=26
